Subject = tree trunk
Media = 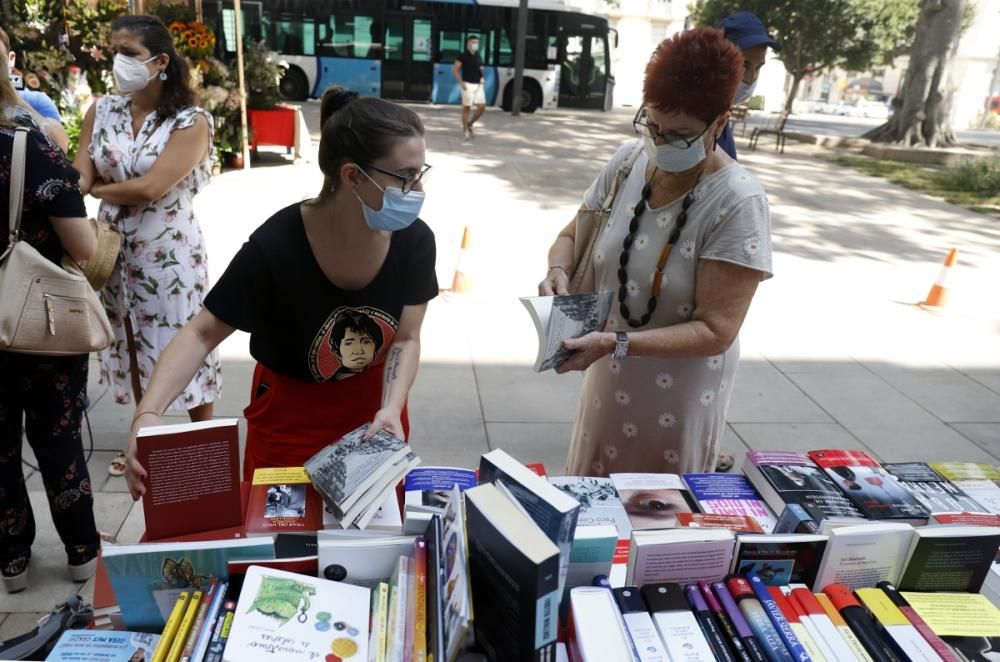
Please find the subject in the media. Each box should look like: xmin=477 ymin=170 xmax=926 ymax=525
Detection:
xmin=784 ymin=72 xmax=805 ymax=115
xmin=864 ymin=0 xmax=965 ymax=147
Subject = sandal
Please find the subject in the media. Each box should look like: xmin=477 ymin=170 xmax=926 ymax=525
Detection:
xmin=108 ymin=450 xmax=127 ymax=477
xmin=715 ymin=452 xmax=735 ymax=473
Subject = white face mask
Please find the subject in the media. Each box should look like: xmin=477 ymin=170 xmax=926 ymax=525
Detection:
xmin=642 ymin=134 xmax=708 ymax=173
xmin=734 ymin=79 xmax=757 ymax=105
xmin=113 ymin=54 xmax=157 ymax=93
xmin=468 ymin=42 xmax=479 ymax=53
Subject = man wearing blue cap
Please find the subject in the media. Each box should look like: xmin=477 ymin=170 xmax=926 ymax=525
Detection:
xmin=716 ymin=11 xmax=780 ymax=160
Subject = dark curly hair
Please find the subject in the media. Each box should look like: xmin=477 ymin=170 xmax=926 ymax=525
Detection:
xmin=111 ymin=15 xmax=195 ymax=120
xmin=330 ymin=310 xmax=384 ymax=359
xmin=318 ymin=85 xmax=424 ymax=185
xmin=643 ymin=27 xmax=743 ymax=124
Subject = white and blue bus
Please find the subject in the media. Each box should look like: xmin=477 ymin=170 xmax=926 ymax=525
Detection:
xmin=206 ymin=0 xmax=615 ymax=112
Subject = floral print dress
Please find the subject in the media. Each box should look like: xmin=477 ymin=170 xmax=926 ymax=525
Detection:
xmin=565 ymin=140 xmax=773 ymax=477
xmin=90 ymin=96 xmax=221 ymax=411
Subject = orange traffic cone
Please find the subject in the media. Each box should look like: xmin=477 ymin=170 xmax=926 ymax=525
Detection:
xmin=919 ymin=248 xmax=958 ymax=309
xmin=450 ymin=226 xmax=473 ymax=293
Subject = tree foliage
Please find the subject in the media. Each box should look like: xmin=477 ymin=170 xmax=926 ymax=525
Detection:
xmin=689 ymin=0 xmax=919 ymax=113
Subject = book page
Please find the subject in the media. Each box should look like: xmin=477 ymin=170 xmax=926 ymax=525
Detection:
xmin=535 ymin=292 xmax=613 ymax=372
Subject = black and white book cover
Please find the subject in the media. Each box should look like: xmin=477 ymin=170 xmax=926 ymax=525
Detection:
xmin=520 ymin=292 xmax=614 ymax=372
xmin=304 ymin=424 xmax=409 ymax=506
xmin=882 ymin=462 xmax=988 ymax=514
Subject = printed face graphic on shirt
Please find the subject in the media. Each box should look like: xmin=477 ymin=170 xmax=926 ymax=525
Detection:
xmin=309 ymin=306 xmax=398 ymax=382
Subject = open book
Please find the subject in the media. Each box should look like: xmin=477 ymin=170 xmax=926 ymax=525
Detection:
xmin=520 ymin=292 xmax=614 ymax=372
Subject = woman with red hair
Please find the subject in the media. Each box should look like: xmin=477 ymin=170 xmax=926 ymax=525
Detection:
xmin=540 ymin=28 xmax=773 ymax=476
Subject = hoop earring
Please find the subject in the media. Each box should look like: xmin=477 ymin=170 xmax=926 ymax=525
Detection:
xmin=159 ymin=72 xmax=167 ymax=81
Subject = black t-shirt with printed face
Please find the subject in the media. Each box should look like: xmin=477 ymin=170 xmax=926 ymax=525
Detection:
xmin=456 ymin=50 xmax=483 ymax=83
xmin=203 ymin=203 xmax=438 ymax=383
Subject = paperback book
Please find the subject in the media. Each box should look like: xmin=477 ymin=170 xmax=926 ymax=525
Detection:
xmin=897 ymin=525 xmax=1000 ymax=592
xmin=610 ymin=472 xmax=698 ymax=530
xmin=881 ymin=462 xmax=987 ymax=514
xmin=44 ymin=631 xmax=160 ymax=661
xmin=930 ymin=462 xmax=1000 ymax=515
xmin=808 ymin=449 xmax=930 ymax=523
xmin=245 ymin=467 xmax=323 ymax=536
xmin=404 ymin=466 xmax=477 ymax=512
xmin=683 ymin=473 xmax=778 ymax=533
xmin=742 ymin=451 xmax=865 ymax=523
xmin=731 ymin=533 xmax=828 ymax=587
xmin=627 ymin=528 xmax=735 ymax=587
xmin=549 ymin=476 xmax=632 ymax=565
xmin=811 ymin=522 xmax=914 ymax=591
xmin=520 ymin=292 xmax=614 ymax=372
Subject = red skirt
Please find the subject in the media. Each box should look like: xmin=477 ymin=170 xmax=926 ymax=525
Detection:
xmin=242 ymin=362 xmax=409 ymax=481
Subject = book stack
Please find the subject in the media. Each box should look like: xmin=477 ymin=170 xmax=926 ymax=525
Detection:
xmin=304 ymin=425 xmax=421 ymax=529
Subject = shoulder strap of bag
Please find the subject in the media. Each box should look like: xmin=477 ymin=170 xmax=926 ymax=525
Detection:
xmin=2 ymin=127 xmax=28 ymax=262
xmin=599 ymin=140 xmax=645 ymax=212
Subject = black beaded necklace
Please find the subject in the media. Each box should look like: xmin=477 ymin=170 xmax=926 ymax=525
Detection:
xmin=617 ymin=174 xmax=701 ymax=328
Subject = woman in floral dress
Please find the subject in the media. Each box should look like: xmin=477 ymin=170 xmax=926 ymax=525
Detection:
xmin=539 ymin=29 xmax=773 ymax=476
xmin=74 ymin=15 xmax=220 ymax=475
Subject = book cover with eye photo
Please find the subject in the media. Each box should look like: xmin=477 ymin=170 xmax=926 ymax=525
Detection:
xmin=609 ymin=473 xmax=699 ymax=531
xmin=245 ymin=467 xmax=323 ymax=536
xmin=520 ymin=292 xmax=614 ymax=372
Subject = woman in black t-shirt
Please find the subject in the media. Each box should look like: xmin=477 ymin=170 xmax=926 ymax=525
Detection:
xmin=1 ymin=58 xmax=101 ymax=593
xmin=122 ymin=87 xmax=438 ymax=498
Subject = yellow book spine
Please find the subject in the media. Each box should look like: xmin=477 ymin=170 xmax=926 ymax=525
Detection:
xmin=855 ymin=588 xmax=910 ymax=627
xmin=152 ymin=591 xmax=190 ymax=662
xmin=166 ymin=589 xmax=203 ymax=662
xmin=376 ymin=582 xmax=389 ymax=662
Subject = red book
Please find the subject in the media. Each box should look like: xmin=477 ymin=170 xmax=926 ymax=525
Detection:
xmin=244 ymin=467 xmax=323 ymax=535
xmin=930 ymin=511 xmax=1000 ymax=526
xmin=135 ymin=419 xmax=243 ymax=541
xmin=676 ymin=512 xmax=764 ymax=533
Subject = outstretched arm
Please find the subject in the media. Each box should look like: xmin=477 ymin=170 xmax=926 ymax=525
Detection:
xmin=363 ymin=303 xmax=428 ymax=440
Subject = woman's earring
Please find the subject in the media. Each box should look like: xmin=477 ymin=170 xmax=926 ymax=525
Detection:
xmin=159 ymin=72 xmax=167 ymax=81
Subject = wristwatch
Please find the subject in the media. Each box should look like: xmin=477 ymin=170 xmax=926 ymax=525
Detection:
xmin=612 ymin=331 xmax=630 ymax=360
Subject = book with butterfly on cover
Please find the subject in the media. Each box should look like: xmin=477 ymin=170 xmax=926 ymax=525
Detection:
xmin=101 ymin=537 xmax=275 ymax=632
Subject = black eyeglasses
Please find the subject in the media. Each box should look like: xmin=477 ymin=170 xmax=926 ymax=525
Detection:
xmin=632 ymin=108 xmax=713 ymax=150
xmin=361 ymin=162 xmax=432 ymax=194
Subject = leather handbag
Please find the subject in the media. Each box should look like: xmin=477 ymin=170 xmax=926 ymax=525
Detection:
xmin=568 ymin=141 xmax=645 ymax=293
xmin=0 ymin=127 xmax=114 ymax=356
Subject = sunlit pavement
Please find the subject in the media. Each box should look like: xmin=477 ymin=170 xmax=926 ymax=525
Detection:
xmin=2 ymin=101 xmax=998 ymax=628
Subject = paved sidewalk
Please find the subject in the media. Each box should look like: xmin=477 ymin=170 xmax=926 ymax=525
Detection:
xmin=3 ymin=103 xmax=999 ymax=633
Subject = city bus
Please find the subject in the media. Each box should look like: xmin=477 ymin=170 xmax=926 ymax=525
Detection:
xmin=205 ymin=0 xmax=615 ymax=112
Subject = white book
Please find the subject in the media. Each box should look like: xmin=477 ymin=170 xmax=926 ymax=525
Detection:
xmin=642 ymin=584 xmax=715 ymax=662
xmin=225 ymin=566 xmax=369 ymax=662
xmin=569 ymin=587 xmax=637 ymax=661
xmin=520 ymin=292 xmax=613 ymax=372
xmin=317 ymin=531 xmax=416 ymax=588
xmin=811 ymin=522 xmax=915 ymax=591
xmin=628 ymin=528 xmax=735 ymax=587
xmin=854 ymin=588 xmax=942 ymax=662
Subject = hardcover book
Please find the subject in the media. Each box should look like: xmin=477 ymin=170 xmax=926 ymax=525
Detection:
xmin=224 ymin=566 xmax=370 ymax=662
xmin=930 ymin=462 xmax=1000 ymax=515
xmin=245 ymin=467 xmax=323 ymax=536
xmin=134 ymin=419 xmax=243 ymax=541
xmin=897 ymin=525 xmax=1000 ymax=592
xmin=881 ymin=462 xmax=987 ymax=514
xmin=610 ymin=472 xmax=698 ymax=531
xmin=465 ymin=482 xmax=561 ymax=662
xmin=742 ymin=451 xmax=865 ymax=522
xmin=731 ymin=533 xmax=828 ymax=587
xmin=808 ymin=449 xmax=930 ymax=523
xmin=520 ymin=292 xmax=613 ymax=372
xmin=683 ymin=473 xmax=778 ymax=533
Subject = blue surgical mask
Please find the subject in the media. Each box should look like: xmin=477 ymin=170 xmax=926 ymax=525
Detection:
xmin=642 ymin=134 xmax=707 ymax=173
xmin=355 ymin=170 xmax=424 ymax=232
xmin=734 ymin=79 xmax=757 ymax=105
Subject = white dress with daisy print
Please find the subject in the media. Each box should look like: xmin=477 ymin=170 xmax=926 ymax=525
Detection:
xmin=565 ymin=139 xmax=772 ymax=476
xmin=90 ymin=96 xmax=221 ymax=411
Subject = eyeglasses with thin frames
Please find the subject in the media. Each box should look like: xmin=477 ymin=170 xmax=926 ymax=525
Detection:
xmin=360 ymin=162 xmax=432 ymax=194
xmin=632 ymin=108 xmax=713 ymax=150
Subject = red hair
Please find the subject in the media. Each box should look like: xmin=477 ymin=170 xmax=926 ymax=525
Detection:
xmin=643 ymin=27 xmax=743 ymax=124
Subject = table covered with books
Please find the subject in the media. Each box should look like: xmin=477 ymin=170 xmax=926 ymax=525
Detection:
xmin=39 ymin=421 xmax=1000 ymax=662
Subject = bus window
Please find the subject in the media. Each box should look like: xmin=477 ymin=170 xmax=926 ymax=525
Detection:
xmin=439 ymin=31 xmax=463 ymax=63
xmin=353 ymin=16 xmax=374 ymax=59
xmin=221 ymin=7 xmax=262 ymax=52
xmin=274 ymin=13 xmax=315 ymax=56
xmin=589 ymin=34 xmax=607 ymax=97
xmin=498 ymin=28 xmax=512 ymax=66
xmin=384 ymin=19 xmax=404 ymax=61
xmin=320 ymin=15 xmax=374 ymax=58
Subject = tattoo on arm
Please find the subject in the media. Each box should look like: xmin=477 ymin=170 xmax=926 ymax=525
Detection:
xmin=382 ymin=346 xmax=403 ymax=405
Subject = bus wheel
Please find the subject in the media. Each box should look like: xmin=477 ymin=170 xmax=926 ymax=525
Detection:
xmin=279 ymin=67 xmax=309 ymax=101
xmin=502 ymin=80 xmax=541 ymax=113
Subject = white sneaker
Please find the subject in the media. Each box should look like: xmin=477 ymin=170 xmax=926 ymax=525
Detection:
xmin=468 ymin=125 xmax=476 ymax=140
xmin=69 ymin=556 xmax=97 ymax=583
xmin=2 ymin=567 xmax=28 ymax=593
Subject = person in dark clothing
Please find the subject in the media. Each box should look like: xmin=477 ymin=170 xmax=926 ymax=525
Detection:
xmin=452 ymin=35 xmax=486 ymax=141
xmin=714 ymin=12 xmax=780 ymax=161
xmin=0 ymin=55 xmax=100 ymax=593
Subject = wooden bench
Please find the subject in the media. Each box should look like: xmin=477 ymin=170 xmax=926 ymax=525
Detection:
xmin=749 ymin=110 xmax=790 ymax=153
